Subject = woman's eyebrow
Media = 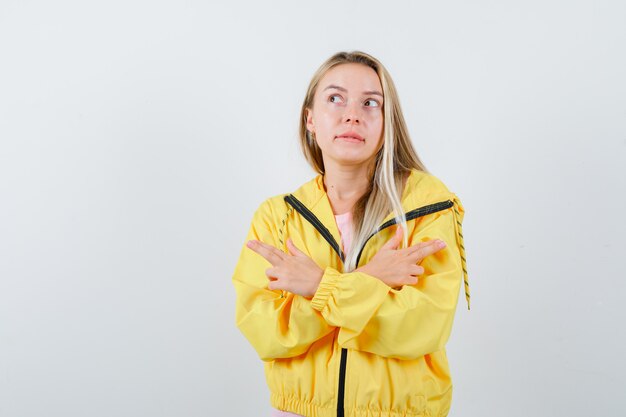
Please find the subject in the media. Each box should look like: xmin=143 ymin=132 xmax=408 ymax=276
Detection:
xmin=323 ymin=84 xmax=383 ymax=97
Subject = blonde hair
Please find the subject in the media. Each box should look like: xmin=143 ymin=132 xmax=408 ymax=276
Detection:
xmin=299 ymin=51 xmax=430 ymax=272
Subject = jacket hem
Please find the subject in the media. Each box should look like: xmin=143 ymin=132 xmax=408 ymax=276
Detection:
xmin=270 ymin=393 xmax=335 ymax=417
xmin=270 ymin=393 xmax=446 ymax=417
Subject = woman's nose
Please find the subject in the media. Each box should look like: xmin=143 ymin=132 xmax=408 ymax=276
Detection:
xmin=342 ymin=100 xmax=361 ymax=124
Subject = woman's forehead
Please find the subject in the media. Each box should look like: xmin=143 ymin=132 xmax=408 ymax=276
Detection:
xmin=318 ymin=63 xmax=382 ymax=94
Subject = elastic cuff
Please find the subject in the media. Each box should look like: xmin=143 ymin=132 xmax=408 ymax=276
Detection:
xmin=310 ymin=267 xmax=340 ymax=312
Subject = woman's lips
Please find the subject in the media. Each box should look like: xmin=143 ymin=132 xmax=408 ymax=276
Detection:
xmin=335 ymin=132 xmax=365 ymax=143
xmin=337 ymin=136 xmax=364 ymax=143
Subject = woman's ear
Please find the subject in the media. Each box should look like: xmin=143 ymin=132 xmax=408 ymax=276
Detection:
xmin=305 ymin=108 xmax=315 ymax=133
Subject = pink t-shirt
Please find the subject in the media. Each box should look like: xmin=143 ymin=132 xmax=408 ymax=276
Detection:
xmin=271 ymin=211 xmax=353 ymax=417
xmin=334 ymin=210 xmax=353 ymax=254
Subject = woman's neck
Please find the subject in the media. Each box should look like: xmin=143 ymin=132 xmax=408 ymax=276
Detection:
xmin=323 ymin=164 xmax=372 ymax=214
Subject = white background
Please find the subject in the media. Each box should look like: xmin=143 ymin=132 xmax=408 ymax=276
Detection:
xmin=1 ymin=1 xmax=625 ymax=416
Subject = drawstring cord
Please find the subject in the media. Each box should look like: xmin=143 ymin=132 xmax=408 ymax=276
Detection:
xmin=276 ymin=204 xmax=293 ymax=299
xmin=452 ymin=196 xmax=470 ymax=310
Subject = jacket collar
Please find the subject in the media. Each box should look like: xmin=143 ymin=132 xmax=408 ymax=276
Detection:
xmin=288 ymin=169 xmax=455 ymax=249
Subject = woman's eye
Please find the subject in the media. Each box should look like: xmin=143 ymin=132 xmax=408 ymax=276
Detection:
xmin=364 ymin=99 xmax=380 ymax=107
xmin=329 ymin=94 xmax=342 ymax=103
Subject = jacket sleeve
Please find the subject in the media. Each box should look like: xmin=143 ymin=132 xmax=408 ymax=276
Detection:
xmin=309 ymin=197 xmax=468 ymax=360
xmin=232 ymin=200 xmax=336 ymax=362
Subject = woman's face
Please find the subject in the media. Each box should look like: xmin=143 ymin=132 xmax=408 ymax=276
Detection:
xmin=306 ymin=63 xmax=384 ymax=170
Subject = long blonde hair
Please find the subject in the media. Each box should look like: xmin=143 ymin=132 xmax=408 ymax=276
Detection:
xmin=299 ymin=51 xmax=430 ymax=272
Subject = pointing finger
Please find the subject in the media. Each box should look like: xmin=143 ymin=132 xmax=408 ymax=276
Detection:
xmin=408 ymin=239 xmax=447 ymax=263
xmin=247 ymin=240 xmax=286 ymax=265
xmin=407 ymin=239 xmax=445 ymax=253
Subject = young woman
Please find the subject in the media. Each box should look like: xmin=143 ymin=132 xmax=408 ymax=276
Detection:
xmin=232 ymin=51 xmax=470 ymax=417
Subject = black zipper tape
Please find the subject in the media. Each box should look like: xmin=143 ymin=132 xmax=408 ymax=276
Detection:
xmin=337 ymin=348 xmax=348 ymax=417
xmin=284 ymin=195 xmax=345 ymax=262
xmin=355 ymin=200 xmax=453 ymax=267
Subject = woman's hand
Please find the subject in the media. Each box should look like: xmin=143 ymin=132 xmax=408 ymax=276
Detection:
xmin=246 ymin=238 xmax=324 ymax=299
xmin=355 ymin=225 xmax=447 ymax=289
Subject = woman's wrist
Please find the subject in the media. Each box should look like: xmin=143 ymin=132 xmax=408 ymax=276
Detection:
xmin=355 ymin=265 xmax=372 ymax=276
xmin=304 ymin=268 xmax=324 ymax=299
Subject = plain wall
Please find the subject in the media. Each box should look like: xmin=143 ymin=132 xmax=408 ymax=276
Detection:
xmin=1 ymin=1 xmax=625 ymax=416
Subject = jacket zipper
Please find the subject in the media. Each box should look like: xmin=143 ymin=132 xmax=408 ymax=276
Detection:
xmin=355 ymin=200 xmax=453 ymax=266
xmin=284 ymin=195 xmax=345 ymax=262
xmin=284 ymin=194 xmax=454 ymax=417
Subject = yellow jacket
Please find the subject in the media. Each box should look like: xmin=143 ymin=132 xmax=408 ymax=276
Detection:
xmin=232 ymin=169 xmax=470 ymax=417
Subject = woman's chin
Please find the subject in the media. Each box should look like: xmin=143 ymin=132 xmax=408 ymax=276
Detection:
xmin=326 ymin=153 xmax=377 ymax=167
